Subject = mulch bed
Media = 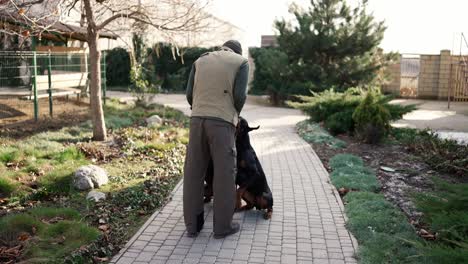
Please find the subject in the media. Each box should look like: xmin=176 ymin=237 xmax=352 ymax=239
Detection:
xmin=310 ymin=133 xmax=463 ymax=225
xmin=0 ymin=97 xmax=90 ymax=138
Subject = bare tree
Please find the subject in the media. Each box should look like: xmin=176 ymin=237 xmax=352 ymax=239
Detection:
xmin=0 ymin=0 xmax=65 ymax=40
xmin=1 ymin=0 xmax=210 ymax=141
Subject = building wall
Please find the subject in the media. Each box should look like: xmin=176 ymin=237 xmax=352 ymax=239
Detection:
xmin=418 ymin=54 xmax=441 ymax=98
xmin=261 ymin=35 xmax=278 ymax=48
xmin=382 ymin=58 xmax=401 ymax=95
xmin=383 ymin=50 xmax=462 ymax=100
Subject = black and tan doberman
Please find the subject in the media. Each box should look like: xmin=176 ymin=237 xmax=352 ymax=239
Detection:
xmin=204 ymin=117 xmax=273 ymax=219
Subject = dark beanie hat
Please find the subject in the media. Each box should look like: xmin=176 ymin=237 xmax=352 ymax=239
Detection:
xmin=222 ymin=40 xmax=242 ymax=55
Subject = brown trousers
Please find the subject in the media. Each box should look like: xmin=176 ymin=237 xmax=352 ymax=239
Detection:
xmin=183 ymin=117 xmax=237 ymax=234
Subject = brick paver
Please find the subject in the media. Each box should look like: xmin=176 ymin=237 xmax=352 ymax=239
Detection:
xmin=109 ymin=93 xmax=358 ymax=264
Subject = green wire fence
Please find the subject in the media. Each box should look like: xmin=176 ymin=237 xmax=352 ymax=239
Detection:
xmin=0 ymin=50 xmax=107 ymax=126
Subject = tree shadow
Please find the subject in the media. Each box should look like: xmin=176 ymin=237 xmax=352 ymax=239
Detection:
xmin=0 ymin=103 xmax=26 ymax=119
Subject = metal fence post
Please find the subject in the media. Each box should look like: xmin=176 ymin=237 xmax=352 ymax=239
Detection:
xmin=102 ymin=51 xmax=107 ymax=105
xmin=48 ymin=52 xmax=53 ymax=116
xmin=32 ymin=51 xmax=38 ymax=121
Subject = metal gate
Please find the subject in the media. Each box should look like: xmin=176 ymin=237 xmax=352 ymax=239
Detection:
xmin=451 ymin=57 xmax=468 ymax=102
xmin=400 ymin=55 xmax=420 ymax=97
xmin=449 ymin=33 xmax=468 ymax=103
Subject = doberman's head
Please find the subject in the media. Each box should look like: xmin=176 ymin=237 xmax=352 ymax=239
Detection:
xmin=236 ymin=117 xmax=260 ymax=139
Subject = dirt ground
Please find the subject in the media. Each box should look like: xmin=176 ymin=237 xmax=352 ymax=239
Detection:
xmin=0 ymin=97 xmax=90 ymax=138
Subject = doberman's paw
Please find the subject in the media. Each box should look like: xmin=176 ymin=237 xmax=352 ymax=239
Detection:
xmin=263 ymin=209 xmax=273 ymax=220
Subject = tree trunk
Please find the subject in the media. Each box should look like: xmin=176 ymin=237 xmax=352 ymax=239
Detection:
xmin=88 ymin=34 xmax=106 ymax=141
xmin=84 ymin=0 xmax=107 ymax=141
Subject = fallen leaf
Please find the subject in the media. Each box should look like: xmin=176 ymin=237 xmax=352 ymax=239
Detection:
xmin=380 ymin=166 xmax=396 ymax=172
xmin=338 ymin=187 xmax=349 ymax=196
xmin=138 ymin=210 xmax=146 ymax=215
xmin=58 ymin=235 xmax=66 ymax=244
xmin=17 ymin=232 xmax=30 ymax=241
xmin=98 ymin=225 xmax=109 ymax=231
xmin=94 ymin=257 xmax=109 ymax=262
xmin=419 ymin=229 xmax=436 ymax=240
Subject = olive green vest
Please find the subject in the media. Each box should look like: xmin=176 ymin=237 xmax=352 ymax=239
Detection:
xmin=192 ymin=48 xmax=247 ymax=125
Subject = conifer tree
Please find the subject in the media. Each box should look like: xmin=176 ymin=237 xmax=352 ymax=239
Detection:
xmin=275 ymin=0 xmax=387 ymax=93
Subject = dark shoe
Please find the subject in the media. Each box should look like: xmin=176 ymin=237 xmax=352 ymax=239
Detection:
xmin=213 ymin=223 xmax=240 ymax=239
xmin=186 ymin=231 xmax=198 ymax=238
xmin=203 ymin=196 xmax=212 ymax=203
xmin=186 ymin=212 xmax=205 ymax=238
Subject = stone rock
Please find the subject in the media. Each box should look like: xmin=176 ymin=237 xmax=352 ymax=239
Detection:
xmin=146 ymin=115 xmax=163 ymax=127
xmin=118 ymin=98 xmax=136 ymax=106
xmin=73 ymin=165 xmax=109 ymax=190
xmin=87 ymin=191 xmax=106 ymax=202
xmin=73 ymin=175 xmax=94 ymax=191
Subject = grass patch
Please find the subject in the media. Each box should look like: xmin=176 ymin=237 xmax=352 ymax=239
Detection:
xmin=28 ymin=207 xmax=81 ymax=221
xmin=24 ymin=162 xmax=43 ymax=175
xmin=0 ymin=213 xmax=43 ymax=242
xmin=0 ymin=147 xmax=21 ymax=164
xmin=329 ymin=153 xmax=365 ymax=170
xmin=148 ymin=104 xmax=188 ymax=125
xmin=0 ymin=162 xmax=6 ymax=176
xmin=328 ymin=154 xmax=420 ymax=263
xmin=50 ymin=146 xmax=85 ymax=163
xmin=344 ymin=191 xmax=421 ymax=263
xmin=297 ymin=120 xmax=347 ymax=148
xmin=102 ymin=158 xmax=155 ymax=187
xmin=0 ymin=176 xmax=17 ymax=197
xmin=330 ymin=166 xmax=380 ymax=192
xmin=358 ymin=232 xmax=421 ymax=264
xmin=27 ymin=126 xmax=93 ymax=144
xmin=0 ymin=207 xmax=99 ymax=262
xmin=104 ymin=99 xmax=172 ymax=129
xmin=26 ymin=220 xmax=99 ymax=261
xmin=329 ymin=154 xmax=380 ymax=192
xmin=345 ymin=192 xmax=415 ymax=241
xmin=411 ymin=178 xmax=468 ymax=263
xmin=19 ymin=139 xmax=64 ymax=159
xmin=105 ymin=115 xmax=134 ymax=129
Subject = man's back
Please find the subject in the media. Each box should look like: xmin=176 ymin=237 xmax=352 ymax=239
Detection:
xmin=190 ymin=48 xmax=248 ymax=125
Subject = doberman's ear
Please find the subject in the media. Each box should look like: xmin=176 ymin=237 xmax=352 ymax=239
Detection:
xmin=248 ymin=125 xmax=260 ymax=132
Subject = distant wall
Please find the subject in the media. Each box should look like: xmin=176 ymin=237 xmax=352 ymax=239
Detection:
xmin=382 ymin=59 xmax=401 ymax=95
xmin=382 ymin=50 xmax=464 ymax=100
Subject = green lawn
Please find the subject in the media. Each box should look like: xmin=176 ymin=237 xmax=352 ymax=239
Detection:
xmin=0 ymin=99 xmax=189 ymax=263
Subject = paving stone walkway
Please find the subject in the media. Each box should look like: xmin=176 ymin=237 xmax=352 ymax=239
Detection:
xmin=109 ymin=93 xmax=358 ymax=264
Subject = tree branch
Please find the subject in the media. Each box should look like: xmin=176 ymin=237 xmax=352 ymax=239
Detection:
xmin=16 ymin=0 xmax=46 ymax=8
xmin=97 ymin=11 xmax=139 ymax=30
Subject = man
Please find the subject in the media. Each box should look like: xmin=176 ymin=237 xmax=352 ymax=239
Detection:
xmin=184 ymin=40 xmax=249 ymax=238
